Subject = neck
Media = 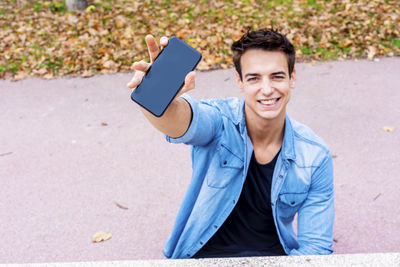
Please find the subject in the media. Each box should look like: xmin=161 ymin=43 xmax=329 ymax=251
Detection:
xmin=245 ymin=107 xmax=286 ymax=150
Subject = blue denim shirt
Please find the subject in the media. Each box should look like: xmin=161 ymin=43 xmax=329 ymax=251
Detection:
xmin=163 ymin=94 xmax=334 ymax=259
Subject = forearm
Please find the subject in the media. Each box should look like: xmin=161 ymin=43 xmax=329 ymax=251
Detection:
xmin=139 ymin=97 xmax=192 ymax=138
xmin=127 ymin=35 xmax=195 ymax=138
xmin=291 ymin=154 xmax=334 ymax=255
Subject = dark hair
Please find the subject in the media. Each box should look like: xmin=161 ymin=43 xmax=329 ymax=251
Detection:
xmin=231 ymin=28 xmax=295 ymax=80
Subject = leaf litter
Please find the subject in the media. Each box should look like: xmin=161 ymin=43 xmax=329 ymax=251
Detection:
xmin=0 ymin=0 xmax=399 ymax=81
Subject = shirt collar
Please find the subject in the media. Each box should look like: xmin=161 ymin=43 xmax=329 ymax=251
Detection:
xmin=281 ymin=115 xmax=296 ymax=161
xmin=238 ymin=102 xmax=296 ymax=161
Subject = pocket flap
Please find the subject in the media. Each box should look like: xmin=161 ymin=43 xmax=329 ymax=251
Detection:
xmin=218 ymin=145 xmax=243 ymax=169
xmin=279 ymin=192 xmax=308 ymax=207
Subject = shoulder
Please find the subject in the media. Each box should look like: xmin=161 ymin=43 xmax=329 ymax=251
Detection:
xmin=290 ymin=118 xmax=330 ymax=150
xmin=288 ymin=117 xmax=331 ymax=167
xmin=199 ymin=97 xmax=243 ymax=123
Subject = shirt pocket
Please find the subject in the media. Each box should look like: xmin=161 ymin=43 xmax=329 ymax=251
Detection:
xmin=206 ymin=144 xmax=243 ymax=189
xmin=277 ymin=192 xmax=308 ymax=219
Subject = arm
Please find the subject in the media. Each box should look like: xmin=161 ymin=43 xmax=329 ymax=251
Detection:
xmin=289 ymin=153 xmax=335 ymax=255
xmin=165 ymin=95 xmax=223 ymax=146
xmin=126 ymin=35 xmax=195 ymax=138
xmin=136 ymin=86 xmax=193 ymax=139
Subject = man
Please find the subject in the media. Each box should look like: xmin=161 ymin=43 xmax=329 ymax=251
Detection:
xmin=127 ymin=29 xmax=334 ymax=259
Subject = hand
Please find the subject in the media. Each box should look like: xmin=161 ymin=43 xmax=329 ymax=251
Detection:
xmin=126 ymin=35 xmax=196 ymax=95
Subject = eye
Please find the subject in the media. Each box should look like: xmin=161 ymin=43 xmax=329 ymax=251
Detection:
xmin=273 ymin=76 xmax=284 ymax=80
xmin=247 ymin=77 xmax=258 ymax=82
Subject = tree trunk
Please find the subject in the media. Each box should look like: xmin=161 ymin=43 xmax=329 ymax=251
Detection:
xmin=66 ymin=0 xmax=88 ymax=11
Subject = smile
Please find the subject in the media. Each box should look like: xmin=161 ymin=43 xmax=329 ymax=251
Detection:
xmin=258 ymin=98 xmax=280 ymax=106
xmin=259 ymin=98 xmax=278 ymax=105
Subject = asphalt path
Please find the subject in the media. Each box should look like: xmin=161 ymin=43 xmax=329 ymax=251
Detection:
xmin=1 ymin=57 xmax=399 ymax=264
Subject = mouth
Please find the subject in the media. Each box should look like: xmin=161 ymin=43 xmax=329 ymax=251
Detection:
xmin=258 ymin=97 xmax=281 ymax=107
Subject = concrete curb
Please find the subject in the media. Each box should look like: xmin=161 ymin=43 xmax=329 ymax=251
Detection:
xmin=3 ymin=253 xmax=400 ymax=267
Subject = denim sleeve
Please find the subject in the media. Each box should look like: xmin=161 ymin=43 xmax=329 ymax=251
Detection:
xmin=165 ymin=94 xmax=222 ymax=146
xmin=289 ymin=152 xmax=335 ymax=255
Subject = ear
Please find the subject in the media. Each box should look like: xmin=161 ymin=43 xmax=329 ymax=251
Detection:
xmin=289 ymin=69 xmax=296 ymax=89
xmin=235 ymin=71 xmax=244 ymax=92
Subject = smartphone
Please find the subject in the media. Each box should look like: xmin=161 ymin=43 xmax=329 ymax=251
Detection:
xmin=131 ymin=36 xmax=202 ymax=117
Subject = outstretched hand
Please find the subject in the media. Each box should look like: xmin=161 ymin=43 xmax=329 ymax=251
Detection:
xmin=126 ymin=35 xmax=196 ymax=96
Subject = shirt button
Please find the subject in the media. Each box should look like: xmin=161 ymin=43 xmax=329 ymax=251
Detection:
xmin=223 ymin=160 xmax=227 ymax=165
xmin=200 ymin=241 xmax=203 ymax=245
xmin=213 ymin=225 xmax=218 ymax=229
xmin=186 ymin=254 xmax=190 ymax=257
xmin=279 ymin=174 xmax=283 ymax=178
xmin=233 ymin=200 xmax=236 ymax=204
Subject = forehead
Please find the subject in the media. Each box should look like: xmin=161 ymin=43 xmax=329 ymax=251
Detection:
xmin=240 ymin=49 xmax=289 ymax=75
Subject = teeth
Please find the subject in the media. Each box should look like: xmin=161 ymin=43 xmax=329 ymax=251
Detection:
xmin=260 ymin=99 xmax=277 ymax=105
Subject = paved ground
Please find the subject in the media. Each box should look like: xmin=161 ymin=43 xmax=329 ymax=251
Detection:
xmin=0 ymin=57 xmax=399 ymax=264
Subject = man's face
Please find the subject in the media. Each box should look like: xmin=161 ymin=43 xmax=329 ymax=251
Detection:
xmin=236 ymin=49 xmax=296 ymax=123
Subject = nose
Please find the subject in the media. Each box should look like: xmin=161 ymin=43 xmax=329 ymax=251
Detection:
xmin=260 ymin=78 xmax=273 ymax=95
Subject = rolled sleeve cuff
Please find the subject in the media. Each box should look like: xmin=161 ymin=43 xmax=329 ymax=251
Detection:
xmin=165 ymin=94 xmax=199 ymax=144
xmin=289 ymin=249 xmax=302 ymax=256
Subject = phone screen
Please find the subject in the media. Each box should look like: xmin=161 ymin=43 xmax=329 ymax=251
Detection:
xmin=131 ymin=36 xmax=202 ymax=117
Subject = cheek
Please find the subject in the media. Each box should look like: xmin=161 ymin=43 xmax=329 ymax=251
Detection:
xmin=275 ymin=84 xmax=290 ymax=94
xmin=242 ymin=86 xmax=259 ymax=97
xmin=285 ymin=89 xmax=292 ymax=103
xmin=277 ymin=81 xmax=291 ymax=93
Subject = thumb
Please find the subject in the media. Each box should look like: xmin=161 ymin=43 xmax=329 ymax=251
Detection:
xmin=180 ymin=71 xmax=196 ymax=94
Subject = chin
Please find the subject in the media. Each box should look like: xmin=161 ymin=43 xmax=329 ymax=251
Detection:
xmin=258 ymin=109 xmax=286 ymax=121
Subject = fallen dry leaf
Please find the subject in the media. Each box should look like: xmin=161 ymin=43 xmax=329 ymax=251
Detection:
xmin=368 ymin=46 xmax=377 ymax=60
xmin=114 ymin=202 xmax=129 ymax=210
xmin=101 ymin=122 xmax=108 ymax=126
xmin=92 ymin=231 xmax=112 ymax=243
xmin=81 ymin=70 xmax=94 ymax=78
xmin=373 ymin=193 xmax=382 ymax=201
xmin=382 ymin=126 xmax=395 ymax=132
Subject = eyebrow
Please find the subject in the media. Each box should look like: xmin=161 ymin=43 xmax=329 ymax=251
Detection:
xmin=244 ymin=71 xmax=287 ymax=78
xmin=271 ymin=71 xmax=286 ymax=76
xmin=244 ymin=73 xmax=260 ymax=78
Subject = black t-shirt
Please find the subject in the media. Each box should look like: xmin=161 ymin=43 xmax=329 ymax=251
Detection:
xmin=194 ymin=151 xmax=286 ymax=258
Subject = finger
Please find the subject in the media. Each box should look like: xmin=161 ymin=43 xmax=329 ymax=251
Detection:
xmin=160 ymin=36 xmax=168 ymax=48
xmin=180 ymin=71 xmax=196 ymax=94
xmin=132 ymin=60 xmax=150 ymax=72
xmin=126 ymin=71 xmax=145 ymax=89
xmin=126 ymin=58 xmax=152 ymax=89
xmin=145 ymin=35 xmax=160 ymax=63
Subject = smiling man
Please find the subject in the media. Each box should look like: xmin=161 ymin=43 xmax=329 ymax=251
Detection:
xmin=127 ymin=28 xmax=334 ymax=259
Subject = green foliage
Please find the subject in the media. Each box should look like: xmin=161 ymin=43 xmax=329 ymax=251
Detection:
xmin=49 ymin=1 xmax=66 ymax=13
xmin=186 ymin=7 xmax=195 ymax=19
xmin=33 ymin=2 xmax=43 ymax=12
xmin=266 ymin=0 xmax=293 ymax=9
xmin=392 ymin=38 xmax=400 ymax=49
xmin=8 ymin=61 xmax=20 ymax=74
xmin=40 ymin=57 xmax=63 ymax=73
xmin=301 ymin=46 xmax=313 ymax=55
